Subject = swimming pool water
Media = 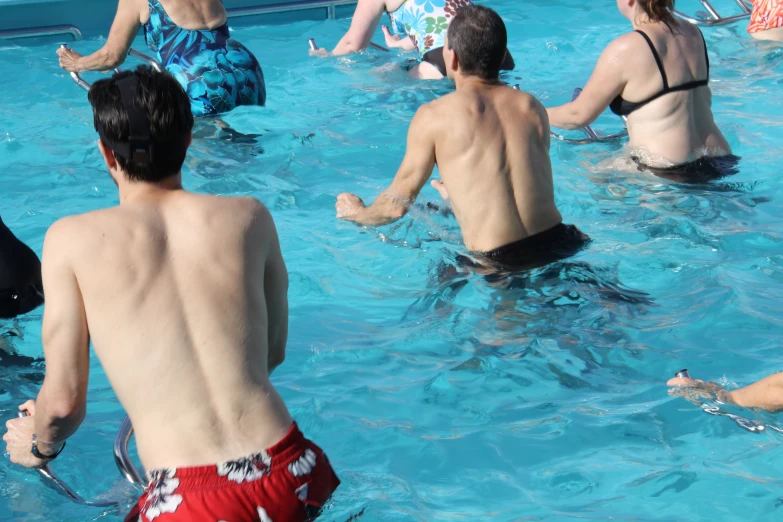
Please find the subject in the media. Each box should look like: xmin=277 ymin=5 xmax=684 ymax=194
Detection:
xmin=2 ymin=0 xmax=783 ymax=520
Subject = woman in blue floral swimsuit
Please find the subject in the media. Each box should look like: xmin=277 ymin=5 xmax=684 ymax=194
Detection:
xmin=57 ymin=0 xmax=265 ymax=116
xmin=316 ymin=0 xmax=513 ymax=79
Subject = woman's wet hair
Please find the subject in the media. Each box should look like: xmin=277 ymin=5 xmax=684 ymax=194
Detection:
xmin=447 ymin=5 xmax=507 ymax=81
xmin=88 ymin=66 xmax=194 ymax=182
xmin=638 ymin=0 xmax=677 ymax=29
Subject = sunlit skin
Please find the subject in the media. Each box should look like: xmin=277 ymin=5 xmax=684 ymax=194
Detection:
xmin=309 ymin=0 xmax=444 ymax=79
xmin=546 ymin=0 xmax=731 ymax=166
xmin=55 ymin=0 xmax=227 ymax=73
xmin=668 ymin=373 xmax=783 ymax=413
xmin=335 ymin=33 xmax=563 ymax=253
xmin=2 ymin=133 xmax=294 ymax=471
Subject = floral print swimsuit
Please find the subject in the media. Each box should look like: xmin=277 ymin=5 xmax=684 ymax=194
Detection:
xmin=388 ymin=0 xmax=472 ymax=56
xmin=144 ymin=0 xmax=266 ymax=116
xmin=748 ymin=0 xmax=783 ymax=34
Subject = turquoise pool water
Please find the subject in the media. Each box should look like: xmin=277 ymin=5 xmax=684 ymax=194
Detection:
xmin=2 ymin=0 xmax=783 ymax=520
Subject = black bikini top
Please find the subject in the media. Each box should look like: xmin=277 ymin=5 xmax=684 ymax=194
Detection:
xmin=609 ymin=29 xmax=710 ymax=117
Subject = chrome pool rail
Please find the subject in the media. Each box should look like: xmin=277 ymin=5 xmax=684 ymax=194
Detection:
xmin=60 ymin=45 xmax=163 ymax=91
xmin=113 ymin=415 xmax=145 ymax=486
xmin=16 ymin=411 xmax=119 ymax=508
xmin=0 ymin=25 xmax=82 ymax=41
xmin=128 ymin=49 xmax=164 ymax=72
xmin=673 ymin=0 xmax=753 ymax=26
xmin=228 ymin=0 xmax=356 ymax=21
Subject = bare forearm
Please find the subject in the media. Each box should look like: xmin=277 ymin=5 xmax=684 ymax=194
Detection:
xmin=331 ymin=36 xmax=365 ymax=56
xmin=727 ymin=373 xmax=783 ymax=413
xmin=546 ymin=104 xmax=585 ymax=130
xmin=76 ymin=47 xmax=126 ymax=72
xmin=348 ymin=191 xmax=410 ymax=226
xmin=33 ymin=383 xmax=86 ymax=453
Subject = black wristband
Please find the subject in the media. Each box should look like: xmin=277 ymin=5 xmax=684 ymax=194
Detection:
xmin=31 ymin=435 xmax=66 ymax=461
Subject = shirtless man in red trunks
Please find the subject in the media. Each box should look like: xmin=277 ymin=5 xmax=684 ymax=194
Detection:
xmin=3 ymin=66 xmax=339 ymax=522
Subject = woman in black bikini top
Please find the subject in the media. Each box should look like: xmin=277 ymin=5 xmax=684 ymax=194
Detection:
xmin=545 ymin=0 xmax=733 ymax=178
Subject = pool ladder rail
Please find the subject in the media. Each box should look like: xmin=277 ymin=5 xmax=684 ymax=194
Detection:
xmin=60 ymin=44 xmax=164 ymax=91
xmin=673 ymin=0 xmax=753 ymax=25
xmin=17 ymin=411 xmax=145 ymax=508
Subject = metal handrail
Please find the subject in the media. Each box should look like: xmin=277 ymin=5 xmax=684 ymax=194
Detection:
xmin=734 ymin=0 xmax=752 ymax=14
xmin=699 ymin=0 xmax=722 ymax=20
xmin=227 ymin=0 xmax=356 ymax=20
xmin=16 ymin=412 xmax=118 ymax=508
xmin=673 ymin=0 xmax=752 ymax=26
xmin=0 ymin=25 xmax=82 ymax=41
xmin=113 ymin=416 xmax=145 ymax=486
xmin=60 ymin=44 xmax=164 ymax=92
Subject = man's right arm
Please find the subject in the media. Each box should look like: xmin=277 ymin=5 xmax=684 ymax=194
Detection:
xmin=336 ymin=104 xmax=437 ymax=225
xmin=258 ymin=205 xmax=288 ymax=375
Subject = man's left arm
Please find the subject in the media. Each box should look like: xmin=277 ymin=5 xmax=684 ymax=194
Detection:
xmin=3 ymin=219 xmax=90 ymax=468
xmin=336 ymin=105 xmax=436 ymax=226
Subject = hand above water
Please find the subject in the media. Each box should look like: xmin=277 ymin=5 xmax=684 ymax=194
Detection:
xmin=667 ymin=376 xmax=731 ymax=404
xmin=381 ymin=26 xmax=416 ymax=50
xmin=57 ymin=47 xmax=83 ymax=72
xmin=309 ymin=48 xmax=329 ymax=57
xmin=336 ymin=193 xmax=366 ymax=221
xmin=3 ymin=400 xmax=47 ymax=469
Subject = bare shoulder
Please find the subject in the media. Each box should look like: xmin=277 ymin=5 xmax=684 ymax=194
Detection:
xmin=232 ymin=196 xmax=277 ymax=236
xmin=42 ymin=209 xmax=113 ymax=263
xmin=408 ymin=100 xmax=443 ymax=137
xmin=43 ymin=215 xmax=81 ymax=251
xmin=412 ymin=99 xmax=443 ymax=124
xmin=674 ymin=21 xmax=702 ymax=41
xmin=508 ymin=87 xmax=547 ymax=120
xmin=607 ymin=31 xmax=642 ymax=55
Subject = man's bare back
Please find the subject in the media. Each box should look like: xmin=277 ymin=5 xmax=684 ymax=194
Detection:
xmin=5 ymin=69 xmax=339 ymax=522
xmin=423 ymin=82 xmax=562 ymax=252
xmin=51 ymin=190 xmax=293 ymax=470
xmin=337 ymin=6 xmax=587 ymax=269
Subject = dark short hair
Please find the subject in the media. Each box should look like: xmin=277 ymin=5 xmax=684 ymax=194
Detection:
xmin=88 ymin=66 xmax=194 ymax=182
xmin=446 ymin=5 xmax=507 ymax=80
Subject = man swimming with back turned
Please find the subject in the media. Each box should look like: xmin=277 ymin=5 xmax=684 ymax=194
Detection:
xmin=336 ymin=6 xmax=589 ymax=271
xmin=3 ymin=66 xmax=338 ymax=522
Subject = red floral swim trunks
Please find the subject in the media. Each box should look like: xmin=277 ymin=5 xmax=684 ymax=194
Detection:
xmin=124 ymin=423 xmax=340 ymax=522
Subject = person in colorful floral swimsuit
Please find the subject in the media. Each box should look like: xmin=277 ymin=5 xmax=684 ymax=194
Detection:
xmin=3 ymin=67 xmax=339 ymax=522
xmin=57 ymin=0 xmax=265 ymax=116
xmin=314 ymin=0 xmax=514 ymax=79
xmin=747 ymin=0 xmax=783 ymax=41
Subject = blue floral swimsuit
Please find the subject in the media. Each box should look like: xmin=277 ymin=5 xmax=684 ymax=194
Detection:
xmin=144 ymin=0 xmax=266 ymax=116
xmin=388 ymin=0 xmax=514 ymax=76
xmin=388 ymin=0 xmax=472 ymax=56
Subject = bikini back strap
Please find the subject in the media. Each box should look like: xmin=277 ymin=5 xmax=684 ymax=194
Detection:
xmin=635 ymin=30 xmax=669 ymax=91
xmin=697 ymin=28 xmax=710 ymax=78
